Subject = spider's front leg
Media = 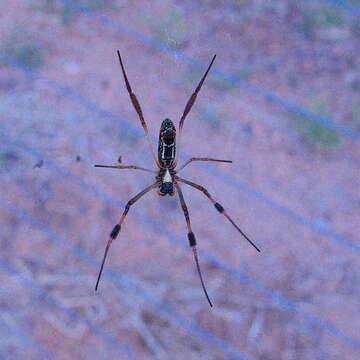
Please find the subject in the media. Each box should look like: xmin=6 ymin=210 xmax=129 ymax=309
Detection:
xmin=176 ymin=55 xmax=216 ymax=163
xmin=95 ymin=181 xmax=159 ymax=291
xmin=117 ymin=50 xmax=159 ymax=166
xmin=175 ymin=183 xmax=213 ymax=307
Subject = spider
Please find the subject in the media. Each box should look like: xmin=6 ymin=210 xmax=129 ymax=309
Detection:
xmin=94 ymin=51 xmax=260 ymax=307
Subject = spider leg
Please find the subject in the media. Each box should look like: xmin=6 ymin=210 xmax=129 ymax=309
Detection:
xmin=179 ymin=55 xmax=216 ymax=135
xmin=176 ymin=157 xmax=232 ymax=173
xmin=177 ymin=55 xmax=216 ymax=161
xmin=116 ymin=50 xmax=158 ymax=166
xmin=94 ymin=164 xmax=157 ymax=174
xmin=95 ymin=181 xmax=159 ymax=291
xmin=176 ymin=176 xmax=260 ymax=253
xmin=175 ymin=183 xmax=213 ymax=307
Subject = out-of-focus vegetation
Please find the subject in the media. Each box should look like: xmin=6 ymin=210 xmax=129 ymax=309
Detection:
xmin=351 ymin=101 xmax=360 ymax=130
xmin=296 ymin=2 xmax=355 ymax=39
xmin=0 ymin=151 xmax=20 ymax=173
xmin=147 ymin=11 xmax=188 ymax=50
xmin=0 ymin=27 xmax=46 ymax=71
xmin=226 ymin=0 xmax=280 ymax=25
xmin=290 ymin=97 xmax=341 ymax=149
xmin=36 ymin=0 xmax=117 ymax=24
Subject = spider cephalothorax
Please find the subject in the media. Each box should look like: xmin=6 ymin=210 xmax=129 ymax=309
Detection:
xmin=94 ymin=51 xmax=260 ymax=308
xmin=156 ymin=168 xmax=176 ymax=196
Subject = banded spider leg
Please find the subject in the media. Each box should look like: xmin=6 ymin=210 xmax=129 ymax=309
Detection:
xmin=95 ymin=182 xmax=159 ymax=291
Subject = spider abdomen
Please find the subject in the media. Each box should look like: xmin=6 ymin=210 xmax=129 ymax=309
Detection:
xmin=158 ymin=118 xmax=176 ymax=168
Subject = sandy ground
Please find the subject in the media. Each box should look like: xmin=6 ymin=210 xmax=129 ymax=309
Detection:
xmin=0 ymin=1 xmax=359 ymax=359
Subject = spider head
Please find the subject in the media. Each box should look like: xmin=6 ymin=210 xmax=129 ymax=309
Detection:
xmin=158 ymin=182 xmax=175 ymax=196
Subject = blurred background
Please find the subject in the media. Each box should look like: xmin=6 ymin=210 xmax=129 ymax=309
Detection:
xmin=0 ymin=0 xmax=359 ymax=359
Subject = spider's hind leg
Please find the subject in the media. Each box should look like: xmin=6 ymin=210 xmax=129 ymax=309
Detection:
xmin=95 ymin=181 xmax=159 ymax=291
xmin=176 ymin=176 xmax=260 ymax=252
xmin=175 ymin=183 xmax=213 ymax=307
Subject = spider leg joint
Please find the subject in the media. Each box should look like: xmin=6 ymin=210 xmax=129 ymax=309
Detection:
xmin=214 ymin=202 xmax=224 ymax=213
xmin=188 ymin=232 xmax=196 ymax=247
xmin=110 ymin=224 xmax=121 ymax=239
